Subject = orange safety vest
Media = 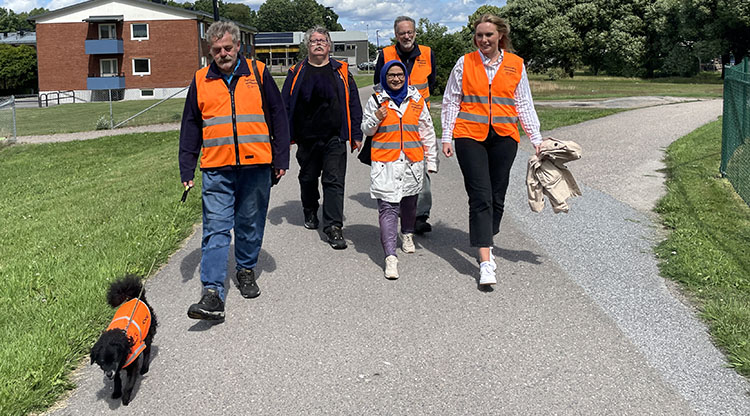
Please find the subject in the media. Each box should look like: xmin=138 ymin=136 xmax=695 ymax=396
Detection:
xmin=453 ymin=50 xmax=523 ymax=143
xmin=195 ymin=59 xmax=272 ymax=168
xmin=382 ymin=45 xmax=432 ymax=107
xmin=106 ymin=298 xmax=152 ymax=368
xmin=288 ymin=59 xmax=353 ymax=144
xmin=371 ymin=92 xmax=425 ymax=163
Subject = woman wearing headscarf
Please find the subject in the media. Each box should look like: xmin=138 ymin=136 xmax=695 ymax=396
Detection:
xmin=441 ymin=14 xmax=542 ymax=286
xmin=361 ymin=60 xmax=438 ymax=279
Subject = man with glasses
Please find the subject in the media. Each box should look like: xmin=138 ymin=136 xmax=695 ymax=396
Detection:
xmin=373 ymin=16 xmax=437 ymax=235
xmin=282 ymin=26 xmax=363 ymax=250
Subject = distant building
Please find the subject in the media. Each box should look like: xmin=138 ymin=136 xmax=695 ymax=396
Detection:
xmin=255 ymin=30 xmax=368 ymax=73
xmin=0 ymin=31 xmax=37 ymax=47
xmin=29 ymin=0 xmax=255 ymax=101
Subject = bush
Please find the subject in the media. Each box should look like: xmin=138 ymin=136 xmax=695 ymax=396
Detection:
xmin=546 ymin=67 xmax=569 ymax=80
xmin=95 ymin=115 xmax=110 ymax=130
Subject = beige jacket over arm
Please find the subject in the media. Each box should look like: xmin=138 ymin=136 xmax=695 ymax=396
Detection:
xmin=527 ymin=138 xmax=582 ymax=213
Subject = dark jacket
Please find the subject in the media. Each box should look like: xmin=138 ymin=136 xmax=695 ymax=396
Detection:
xmin=179 ymin=56 xmax=291 ymax=183
xmin=281 ymin=58 xmax=363 ymax=148
xmin=373 ymin=43 xmax=436 ymax=94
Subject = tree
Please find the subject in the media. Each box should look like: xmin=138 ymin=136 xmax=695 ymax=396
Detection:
xmin=0 ymin=7 xmax=24 ymax=32
xmin=0 ymin=45 xmax=37 ymax=93
xmin=223 ymin=2 xmax=257 ymax=27
xmin=414 ymin=18 xmax=470 ymax=94
xmin=256 ymin=0 xmax=343 ymax=32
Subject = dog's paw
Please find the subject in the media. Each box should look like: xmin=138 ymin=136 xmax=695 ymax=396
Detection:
xmin=140 ymin=365 xmax=150 ymax=375
xmin=122 ymin=395 xmax=131 ymax=406
xmin=112 ymin=390 xmax=122 ymax=399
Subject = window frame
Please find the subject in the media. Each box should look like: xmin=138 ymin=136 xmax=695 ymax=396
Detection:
xmin=132 ymin=58 xmax=151 ymax=76
xmin=130 ymin=23 xmax=149 ymax=41
xmin=100 ymin=58 xmax=118 ymax=77
xmin=98 ymin=23 xmax=116 ymax=40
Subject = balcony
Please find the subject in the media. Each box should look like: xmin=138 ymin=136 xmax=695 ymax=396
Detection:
xmin=87 ymin=73 xmax=125 ymax=90
xmin=85 ymin=39 xmax=124 ymax=55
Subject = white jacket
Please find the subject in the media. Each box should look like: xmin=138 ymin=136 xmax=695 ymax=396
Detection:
xmin=362 ymin=85 xmax=438 ymax=203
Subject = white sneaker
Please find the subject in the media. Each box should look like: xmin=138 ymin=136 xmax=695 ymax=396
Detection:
xmin=384 ymin=255 xmax=399 ymax=279
xmin=401 ymin=233 xmax=416 ymax=254
xmin=489 ymin=246 xmax=496 ymax=269
xmin=479 ymin=261 xmax=497 ymax=285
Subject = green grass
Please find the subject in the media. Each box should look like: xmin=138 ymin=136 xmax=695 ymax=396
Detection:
xmin=529 ymin=73 xmax=723 ymax=100
xmin=0 ymin=132 xmax=201 ymax=416
xmin=655 ymin=119 xmax=750 ymax=376
xmin=16 ymin=99 xmax=186 ymax=136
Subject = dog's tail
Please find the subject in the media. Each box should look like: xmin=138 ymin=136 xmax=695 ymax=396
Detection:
xmin=107 ymin=275 xmax=144 ymax=307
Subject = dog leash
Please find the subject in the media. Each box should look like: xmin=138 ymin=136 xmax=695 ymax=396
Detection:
xmin=123 ymin=185 xmax=193 ymax=332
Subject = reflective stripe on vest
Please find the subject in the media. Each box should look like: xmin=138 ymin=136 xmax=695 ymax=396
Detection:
xmin=289 ymin=60 xmax=353 ymax=144
xmin=196 ymin=59 xmax=272 ymax=168
xmin=453 ymin=50 xmax=523 ymax=142
xmin=371 ymin=93 xmax=425 ymax=163
xmin=106 ymin=298 xmax=152 ymax=368
xmin=382 ymin=45 xmax=432 ymax=107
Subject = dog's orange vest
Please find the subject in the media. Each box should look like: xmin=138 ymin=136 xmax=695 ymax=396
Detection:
xmin=107 ymin=298 xmax=152 ymax=368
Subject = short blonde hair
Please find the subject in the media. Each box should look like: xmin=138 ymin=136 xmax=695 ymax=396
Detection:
xmin=473 ymin=14 xmax=514 ymax=52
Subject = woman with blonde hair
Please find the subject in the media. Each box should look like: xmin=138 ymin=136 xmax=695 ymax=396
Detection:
xmin=441 ymin=14 xmax=542 ymax=286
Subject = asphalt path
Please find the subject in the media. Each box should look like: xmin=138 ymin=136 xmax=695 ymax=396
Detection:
xmin=46 ymin=93 xmax=750 ymax=415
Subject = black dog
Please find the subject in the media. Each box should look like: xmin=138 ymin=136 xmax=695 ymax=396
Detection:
xmin=90 ymin=275 xmax=157 ymax=406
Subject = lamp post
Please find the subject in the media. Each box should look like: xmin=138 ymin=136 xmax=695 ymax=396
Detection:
xmin=375 ymin=29 xmax=380 ymax=50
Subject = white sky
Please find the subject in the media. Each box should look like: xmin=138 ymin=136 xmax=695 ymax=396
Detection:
xmin=1 ymin=0 xmax=506 ymax=44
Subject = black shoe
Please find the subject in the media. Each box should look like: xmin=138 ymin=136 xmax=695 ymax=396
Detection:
xmin=187 ymin=288 xmax=225 ymax=321
xmin=237 ymin=268 xmax=260 ymax=298
xmin=325 ymin=225 xmax=347 ymax=250
xmin=303 ymin=211 xmax=319 ymax=230
xmin=414 ymin=216 xmax=432 ymax=234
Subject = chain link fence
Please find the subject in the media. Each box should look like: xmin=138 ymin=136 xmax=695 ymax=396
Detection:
xmin=0 ymin=96 xmax=17 ymax=145
xmin=721 ymin=57 xmax=750 ymax=205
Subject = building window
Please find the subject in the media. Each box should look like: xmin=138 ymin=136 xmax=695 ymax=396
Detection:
xmin=141 ymin=89 xmax=154 ymax=97
xmin=346 ymin=44 xmax=355 ymax=50
xmin=199 ymin=22 xmax=205 ymax=39
xmin=334 ymin=44 xmax=345 ymax=52
xmin=131 ymin=23 xmax=149 ymax=41
xmin=99 ymin=23 xmax=116 ymax=40
xmin=100 ymin=58 xmax=118 ymax=76
xmin=200 ymin=56 xmax=207 ymax=68
xmin=132 ymin=58 xmax=151 ymax=76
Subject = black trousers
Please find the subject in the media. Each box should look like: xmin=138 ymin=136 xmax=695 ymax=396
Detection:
xmin=295 ymin=135 xmax=347 ymax=230
xmin=455 ymin=130 xmax=518 ymax=247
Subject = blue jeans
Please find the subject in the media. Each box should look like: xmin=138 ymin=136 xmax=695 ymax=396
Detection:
xmin=200 ymin=167 xmax=271 ymax=301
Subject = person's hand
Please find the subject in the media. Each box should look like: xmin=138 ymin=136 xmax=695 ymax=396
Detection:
xmin=442 ymin=142 xmax=453 ymax=158
xmin=354 ymin=140 xmax=363 ymax=152
xmin=182 ymin=180 xmax=194 ymax=188
xmin=375 ymin=106 xmax=387 ymax=121
xmin=275 ymin=168 xmax=286 ymax=179
xmin=534 ymin=144 xmax=541 ymax=155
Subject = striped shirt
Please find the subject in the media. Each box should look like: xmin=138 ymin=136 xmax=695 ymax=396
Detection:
xmin=441 ymin=50 xmax=542 ymax=145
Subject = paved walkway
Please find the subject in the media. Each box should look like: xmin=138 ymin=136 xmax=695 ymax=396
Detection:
xmin=43 ymin=94 xmax=750 ymax=415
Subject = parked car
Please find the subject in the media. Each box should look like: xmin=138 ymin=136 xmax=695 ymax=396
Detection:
xmin=358 ymin=61 xmax=376 ymax=71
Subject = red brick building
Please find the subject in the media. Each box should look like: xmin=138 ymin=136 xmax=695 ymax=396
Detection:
xmin=31 ymin=0 xmax=255 ymax=101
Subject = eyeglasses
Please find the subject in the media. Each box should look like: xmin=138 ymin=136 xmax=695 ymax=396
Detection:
xmin=397 ymin=30 xmax=414 ymax=37
xmin=386 ymin=73 xmax=405 ymax=79
xmin=309 ymin=39 xmax=329 ymax=45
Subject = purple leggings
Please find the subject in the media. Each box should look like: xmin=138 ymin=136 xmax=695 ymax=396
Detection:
xmin=377 ymin=195 xmax=418 ymax=257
